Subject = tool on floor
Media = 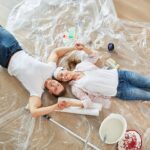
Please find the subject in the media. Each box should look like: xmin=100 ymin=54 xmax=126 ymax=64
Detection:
xmin=43 ymin=115 xmax=101 ymax=150
xmin=56 ymin=97 xmax=102 ymax=116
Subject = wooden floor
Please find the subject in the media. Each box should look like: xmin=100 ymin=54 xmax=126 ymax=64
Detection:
xmin=114 ymin=0 xmax=150 ymax=22
xmin=0 ymin=0 xmax=150 ymax=150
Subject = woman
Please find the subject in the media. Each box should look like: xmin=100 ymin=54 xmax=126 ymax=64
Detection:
xmin=53 ymin=43 xmax=150 ymax=109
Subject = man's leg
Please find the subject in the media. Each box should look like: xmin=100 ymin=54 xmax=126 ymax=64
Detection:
xmin=0 ymin=26 xmax=22 ymax=68
xmin=0 ymin=26 xmax=20 ymax=47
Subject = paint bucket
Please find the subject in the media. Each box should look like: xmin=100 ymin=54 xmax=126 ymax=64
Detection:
xmin=99 ymin=113 xmax=127 ymax=144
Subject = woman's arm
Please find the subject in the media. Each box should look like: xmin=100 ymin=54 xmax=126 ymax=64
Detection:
xmin=75 ymin=43 xmax=110 ymax=66
xmin=71 ymin=86 xmax=93 ymax=108
xmin=75 ymin=43 xmax=93 ymax=55
xmin=56 ymin=86 xmax=92 ymax=109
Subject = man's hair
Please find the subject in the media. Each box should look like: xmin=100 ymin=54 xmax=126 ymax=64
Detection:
xmin=44 ymin=78 xmax=66 ymax=97
xmin=56 ymin=88 xmax=66 ymax=97
xmin=44 ymin=86 xmax=66 ymax=97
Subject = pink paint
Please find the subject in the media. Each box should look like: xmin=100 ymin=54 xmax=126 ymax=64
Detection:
xmin=63 ymin=35 xmax=67 ymax=38
xmin=117 ymin=130 xmax=142 ymax=150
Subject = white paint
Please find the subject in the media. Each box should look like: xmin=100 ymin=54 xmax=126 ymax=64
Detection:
xmin=99 ymin=113 xmax=127 ymax=144
xmin=100 ymin=118 xmax=123 ymax=143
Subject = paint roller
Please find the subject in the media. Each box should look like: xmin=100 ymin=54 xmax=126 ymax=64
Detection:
xmin=56 ymin=97 xmax=102 ymax=116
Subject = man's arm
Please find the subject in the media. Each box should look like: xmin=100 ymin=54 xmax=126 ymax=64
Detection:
xmin=47 ymin=46 xmax=76 ymax=64
xmin=29 ymin=96 xmax=65 ymax=118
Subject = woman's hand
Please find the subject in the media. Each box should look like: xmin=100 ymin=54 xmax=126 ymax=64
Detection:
xmin=75 ymin=43 xmax=94 ymax=55
xmin=75 ymin=43 xmax=85 ymax=50
xmin=57 ymin=101 xmax=67 ymax=109
xmin=57 ymin=101 xmax=72 ymax=109
xmin=57 ymin=99 xmax=84 ymax=109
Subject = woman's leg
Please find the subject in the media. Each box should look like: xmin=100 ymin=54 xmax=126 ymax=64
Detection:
xmin=118 ymin=70 xmax=150 ymax=89
xmin=116 ymin=80 xmax=150 ymax=100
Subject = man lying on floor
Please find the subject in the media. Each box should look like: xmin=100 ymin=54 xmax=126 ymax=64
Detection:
xmin=0 ymin=26 xmax=84 ymax=118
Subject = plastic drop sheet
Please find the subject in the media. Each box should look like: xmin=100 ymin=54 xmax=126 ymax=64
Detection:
xmin=0 ymin=0 xmax=150 ymax=149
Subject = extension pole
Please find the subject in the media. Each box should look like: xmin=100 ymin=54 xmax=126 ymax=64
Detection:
xmin=43 ymin=115 xmax=100 ymax=150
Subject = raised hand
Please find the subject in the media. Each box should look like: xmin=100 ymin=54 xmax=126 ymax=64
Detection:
xmin=75 ymin=43 xmax=85 ymax=50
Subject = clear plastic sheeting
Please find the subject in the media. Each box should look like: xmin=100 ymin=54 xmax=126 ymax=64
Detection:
xmin=0 ymin=0 xmax=149 ymax=149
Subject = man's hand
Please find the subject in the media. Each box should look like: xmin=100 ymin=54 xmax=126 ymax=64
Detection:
xmin=75 ymin=43 xmax=85 ymax=50
xmin=57 ymin=100 xmax=83 ymax=109
xmin=29 ymin=96 xmax=61 ymax=118
xmin=57 ymin=101 xmax=69 ymax=109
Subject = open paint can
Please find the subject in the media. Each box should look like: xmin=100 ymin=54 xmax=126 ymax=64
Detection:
xmin=99 ymin=113 xmax=127 ymax=144
xmin=116 ymin=130 xmax=142 ymax=150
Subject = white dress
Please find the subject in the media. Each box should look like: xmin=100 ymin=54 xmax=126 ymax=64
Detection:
xmin=70 ymin=57 xmax=118 ymax=108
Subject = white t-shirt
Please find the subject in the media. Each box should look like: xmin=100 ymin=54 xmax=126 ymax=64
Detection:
xmin=8 ymin=51 xmax=56 ymax=97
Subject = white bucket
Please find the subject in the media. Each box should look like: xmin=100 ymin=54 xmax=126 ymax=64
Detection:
xmin=99 ymin=113 xmax=127 ymax=144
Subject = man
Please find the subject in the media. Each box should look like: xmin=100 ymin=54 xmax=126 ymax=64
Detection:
xmin=0 ymin=26 xmax=79 ymax=118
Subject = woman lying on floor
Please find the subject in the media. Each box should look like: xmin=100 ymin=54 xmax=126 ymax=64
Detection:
xmin=53 ymin=43 xmax=150 ymax=109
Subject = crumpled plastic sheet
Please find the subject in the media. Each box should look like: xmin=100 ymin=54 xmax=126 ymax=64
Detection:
xmin=0 ymin=0 xmax=150 ymax=149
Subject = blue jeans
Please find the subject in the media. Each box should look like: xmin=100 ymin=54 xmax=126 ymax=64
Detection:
xmin=0 ymin=26 xmax=22 ymax=68
xmin=116 ymin=70 xmax=150 ymax=101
